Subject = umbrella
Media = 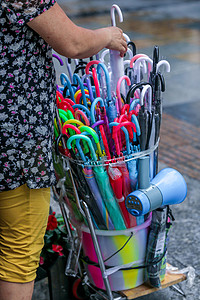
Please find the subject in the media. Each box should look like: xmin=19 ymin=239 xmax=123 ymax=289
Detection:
xmin=116 ymin=75 xmax=131 ymax=113
xmin=96 ymin=62 xmax=118 ymax=122
xmin=74 ymin=110 xmax=90 ymax=126
xmin=152 ymin=73 xmax=165 ymax=176
xmin=65 ymin=58 xmax=73 ymax=82
xmin=145 ymin=206 xmax=169 ymax=288
xmin=82 ymin=73 xmax=95 ymax=103
xmin=60 ymin=73 xmax=75 ymax=102
xmin=126 ymin=82 xmax=153 ymax=151
xmin=109 ymin=122 xmax=137 ymax=227
xmin=85 ymin=60 xmax=101 ymax=98
xmin=73 ymin=73 xmax=88 ymax=108
xmin=133 ymin=56 xmax=153 ymax=84
xmin=109 ymin=4 xmax=125 ymax=94
xmin=67 ymin=134 xmax=126 ymax=230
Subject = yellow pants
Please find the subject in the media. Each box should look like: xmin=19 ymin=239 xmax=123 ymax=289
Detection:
xmin=0 ymin=184 xmax=50 ymax=283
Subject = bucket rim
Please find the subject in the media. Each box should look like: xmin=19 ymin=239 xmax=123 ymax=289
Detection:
xmin=81 ymin=213 xmax=152 ymax=236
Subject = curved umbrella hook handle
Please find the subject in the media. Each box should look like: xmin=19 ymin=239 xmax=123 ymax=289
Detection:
xmin=100 ymin=49 xmax=109 ymax=64
xmin=67 ymin=134 xmax=97 ymax=162
xmin=127 ymin=41 xmax=136 ymax=57
xmin=130 ymin=54 xmax=148 ymax=68
xmin=116 ymin=75 xmax=131 ymax=112
xmin=111 ymin=4 xmax=123 ymax=26
xmin=109 ymin=122 xmax=130 ymax=156
xmin=73 ymin=73 xmax=88 ymax=108
xmin=78 ymin=125 xmax=103 ymax=157
xmin=52 ymin=54 xmax=64 ymax=66
xmin=131 ymin=114 xmax=141 ymax=136
xmin=90 ymin=97 xmax=105 ymax=125
xmin=97 ymin=62 xmax=111 ymax=101
xmin=85 ymin=60 xmax=100 ymax=75
xmin=62 ymin=124 xmax=81 ymax=135
xmin=126 ymin=82 xmax=152 ymax=104
xmin=63 ymin=119 xmax=84 ymax=128
xmin=74 ymin=110 xmax=90 ymax=126
xmin=60 ymin=73 xmax=75 ymax=102
xmin=140 ymin=83 xmax=152 ymax=108
xmin=73 ymin=104 xmax=90 ymax=117
xmin=156 ymin=60 xmax=171 ymax=73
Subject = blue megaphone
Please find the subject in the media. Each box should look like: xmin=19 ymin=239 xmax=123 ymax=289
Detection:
xmin=125 ymin=167 xmax=187 ymax=216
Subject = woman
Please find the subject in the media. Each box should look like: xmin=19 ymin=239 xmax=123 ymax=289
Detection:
xmin=0 ymin=1 xmax=127 ymax=299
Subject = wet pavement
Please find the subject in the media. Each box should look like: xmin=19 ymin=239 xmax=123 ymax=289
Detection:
xmin=33 ymin=1 xmax=200 ymax=299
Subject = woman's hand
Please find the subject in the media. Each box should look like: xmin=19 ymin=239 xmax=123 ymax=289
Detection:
xmin=103 ymin=26 xmax=127 ymax=57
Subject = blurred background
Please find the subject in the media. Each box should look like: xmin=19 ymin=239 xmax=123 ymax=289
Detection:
xmin=33 ymin=1 xmax=200 ymax=299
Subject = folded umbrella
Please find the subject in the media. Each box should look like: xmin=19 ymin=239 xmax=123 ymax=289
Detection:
xmin=67 ymin=134 xmax=126 ymax=230
xmin=109 ymin=4 xmax=125 ymax=95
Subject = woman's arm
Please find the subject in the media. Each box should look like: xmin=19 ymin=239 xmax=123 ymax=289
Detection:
xmin=27 ymin=3 xmax=127 ymax=59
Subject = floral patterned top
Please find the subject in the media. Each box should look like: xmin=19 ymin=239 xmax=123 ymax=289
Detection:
xmin=0 ymin=0 xmax=57 ymax=191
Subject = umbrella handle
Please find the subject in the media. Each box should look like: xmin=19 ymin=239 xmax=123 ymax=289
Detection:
xmin=63 ymin=98 xmax=75 ymax=106
xmin=129 ymin=98 xmax=140 ymax=112
xmin=130 ymin=53 xmax=149 ymax=68
xmin=121 ymin=104 xmax=130 ymax=115
xmin=133 ymin=57 xmax=153 ymax=82
xmin=58 ymin=109 xmax=69 ymax=124
xmin=63 ymin=119 xmax=84 ymax=127
xmin=117 ymin=114 xmax=134 ymax=141
xmin=73 ymin=73 xmax=88 ymax=108
xmin=62 ymin=124 xmax=81 ymax=136
xmin=109 ymin=122 xmax=129 ymax=156
xmin=57 ymin=101 xmax=74 ymax=117
xmin=124 ymin=48 xmax=133 ymax=60
xmin=78 ymin=125 xmax=103 ymax=157
xmin=156 ymin=60 xmax=170 ymax=73
xmin=72 ymin=104 xmax=90 ymax=117
xmin=65 ymin=57 xmax=73 ymax=82
xmin=116 ymin=75 xmax=131 ymax=112
xmin=110 ymin=4 xmax=123 ymax=26
xmin=75 ymin=110 xmax=90 ymax=126
xmin=56 ymin=90 xmax=64 ymax=104
xmin=91 ymin=120 xmax=104 ymax=129
xmin=67 ymin=134 xmax=97 ymax=162
xmin=90 ymin=97 xmax=105 ymax=125
xmin=60 ymin=73 xmax=75 ymax=102
xmin=52 ymin=54 xmax=64 ymax=66
xmin=140 ymin=84 xmax=152 ymax=110
xmin=126 ymin=82 xmax=152 ymax=104
xmin=74 ymin=89 xmax=89 ymax=104
xmin=130 ymin=114 xmax=141 ymax=136
xmin=127 ymin=41 xmax=136 ymax=57
xmin=82 ymin=73 xmax=94 ymax=103
xmin=92 ymin=67 xmax=101 ymax=98
xmin=100 ymin=49 xmax=109 ymax=65
xmin=85 ymin=60 xmax=100 ymax=75
xmin=97 ymin=62 xmax=111 ymax=101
